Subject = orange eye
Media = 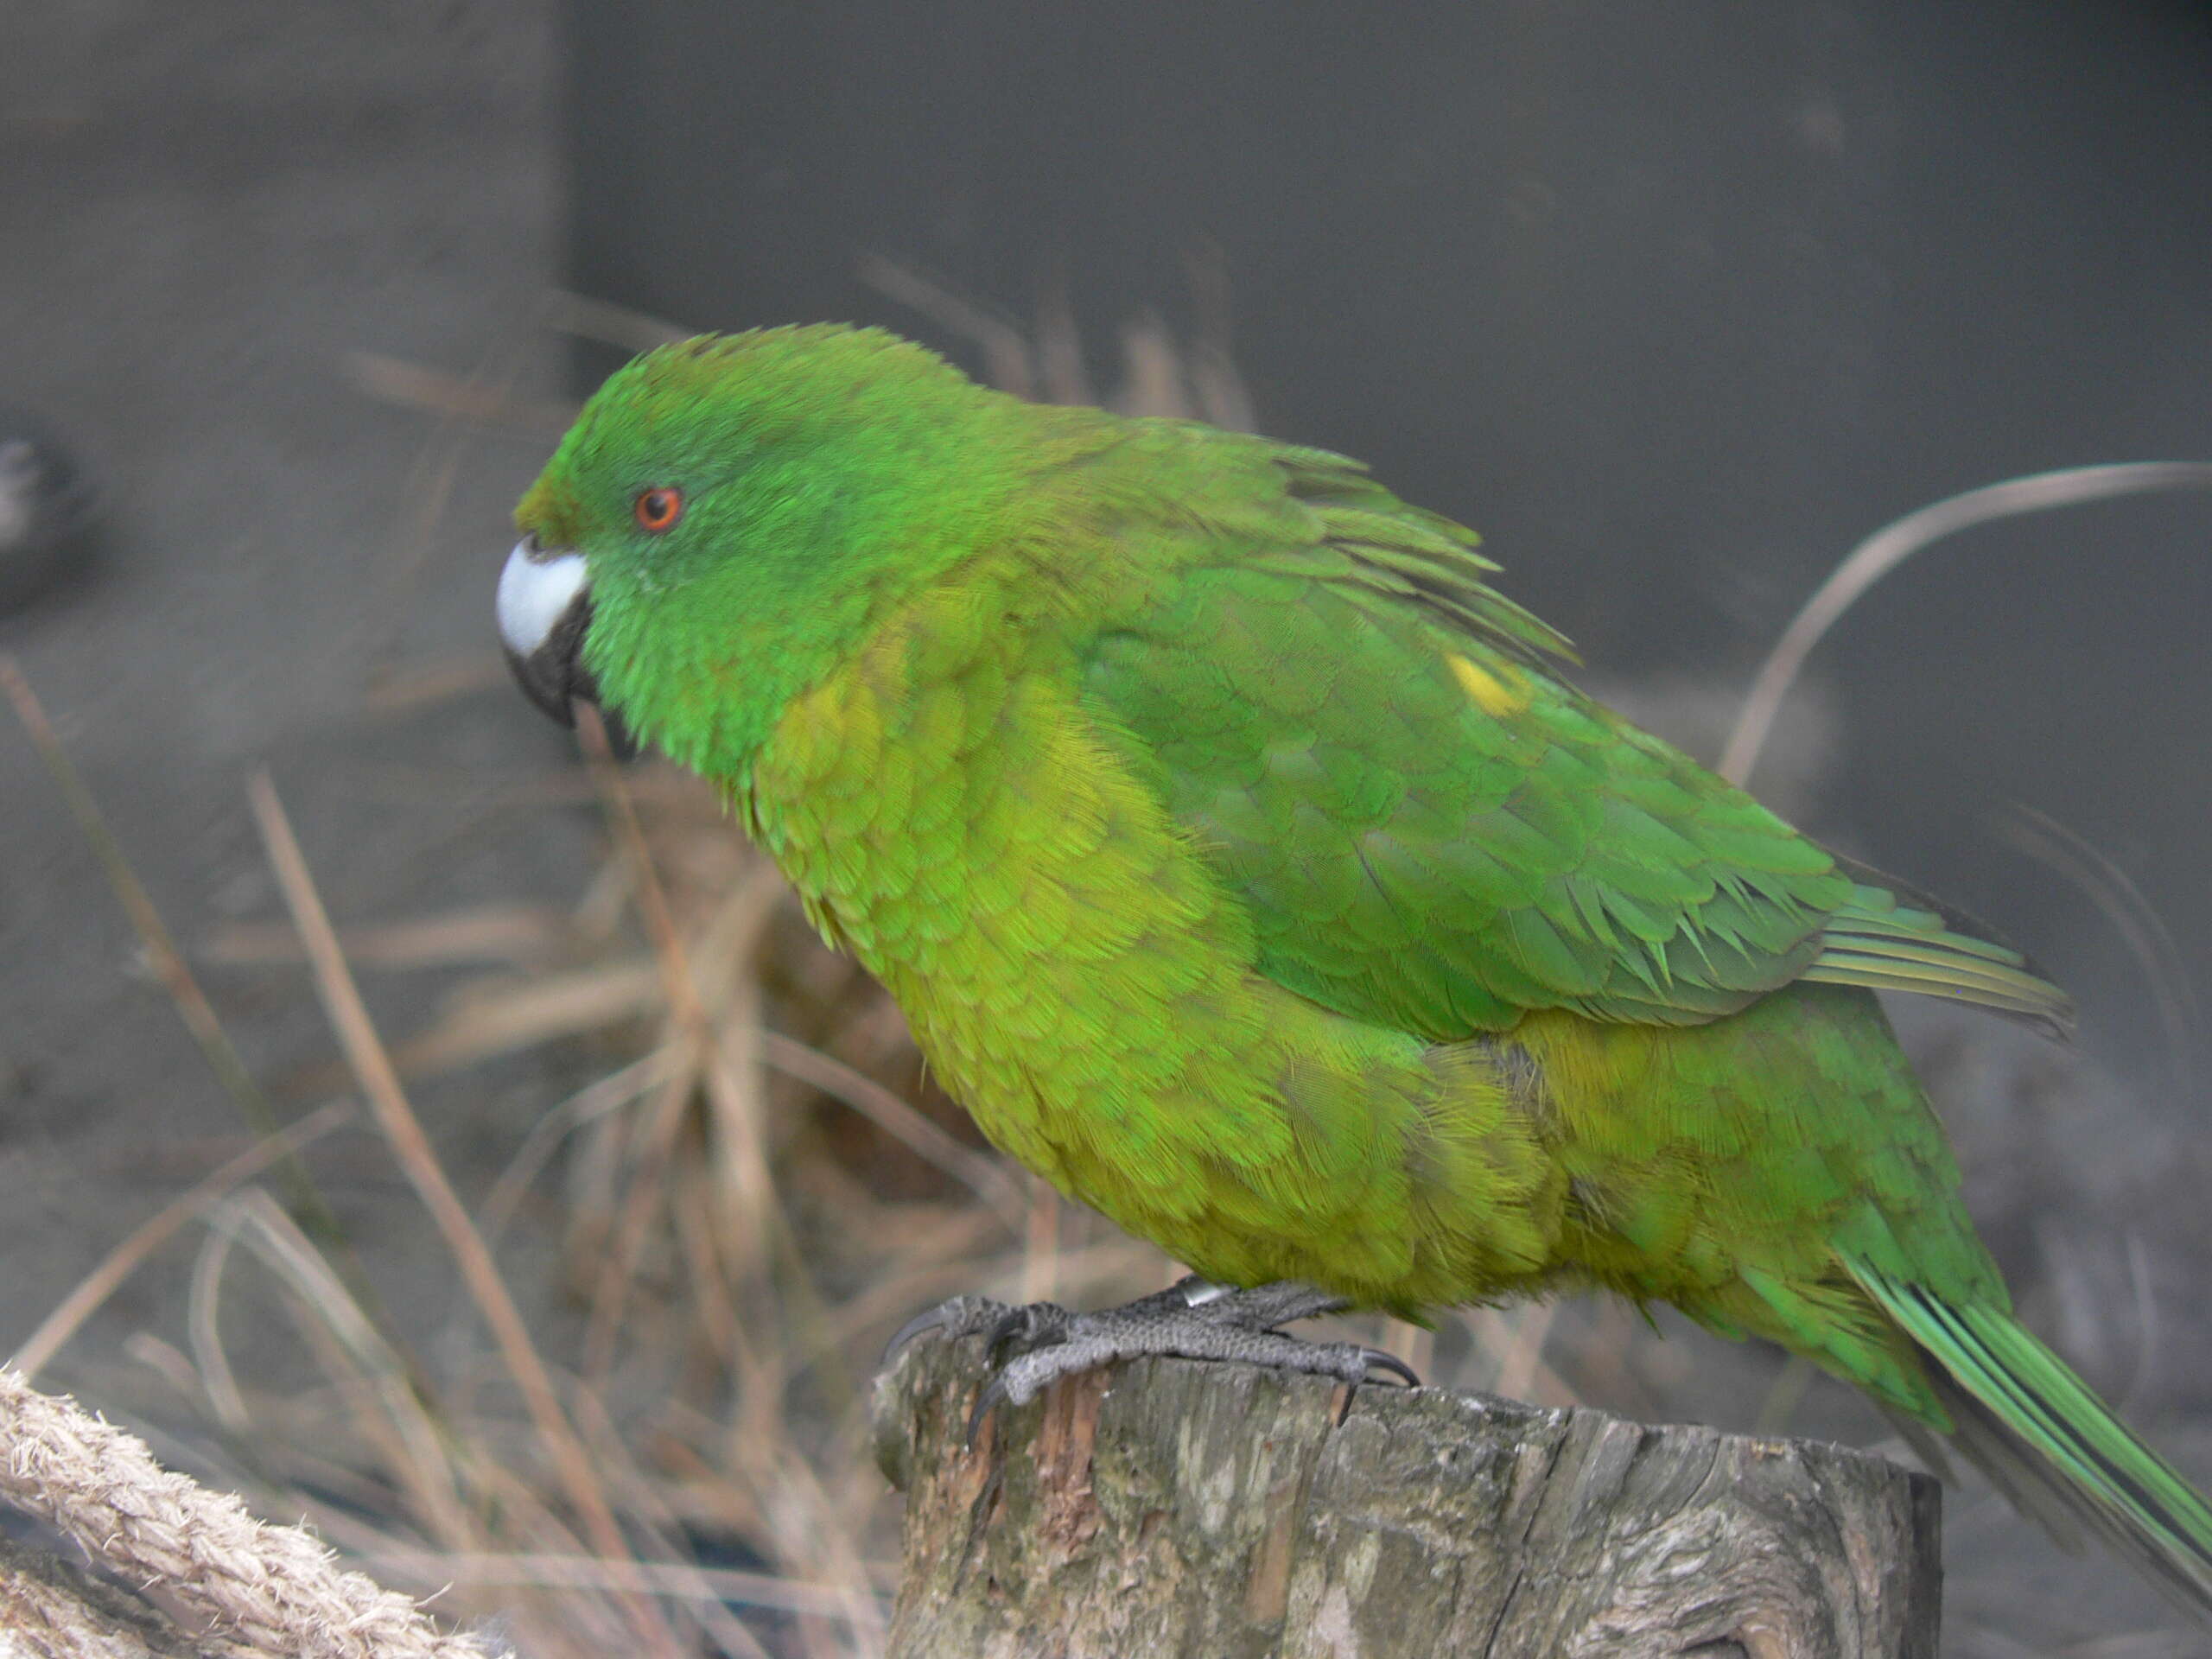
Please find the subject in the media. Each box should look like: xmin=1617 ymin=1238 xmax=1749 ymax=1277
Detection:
xmin=634 ymin=486 xmax=684 ymax=532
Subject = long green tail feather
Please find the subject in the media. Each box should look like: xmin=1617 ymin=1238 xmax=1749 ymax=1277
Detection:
xmin=1853 ymin=1261 xmax=2212 ymax=1619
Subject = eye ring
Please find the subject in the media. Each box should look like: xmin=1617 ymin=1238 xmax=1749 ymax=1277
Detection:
xmin=633 ymin=486 xmax=685 ymax=533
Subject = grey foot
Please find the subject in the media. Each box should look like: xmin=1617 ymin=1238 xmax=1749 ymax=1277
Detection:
xmin=886 ymin=1279 xmax=1419 ymax=1445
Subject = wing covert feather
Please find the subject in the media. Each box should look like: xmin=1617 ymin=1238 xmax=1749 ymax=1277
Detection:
xmin=1077 ymin=441 xmax=2071 ymax=1040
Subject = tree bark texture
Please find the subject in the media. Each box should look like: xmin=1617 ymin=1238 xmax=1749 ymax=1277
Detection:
xmin=874 ymin=1333 xmax=1942 ymax=1658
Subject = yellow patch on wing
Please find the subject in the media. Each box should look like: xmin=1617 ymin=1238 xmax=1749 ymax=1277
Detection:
xmin=1446 ymin=652 xmax=1532 ymax=718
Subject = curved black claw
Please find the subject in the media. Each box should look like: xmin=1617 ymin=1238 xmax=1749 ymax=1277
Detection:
xmin=1336 ymin=1345 xmax=1422 ymax=1425
xmin=883 ymin=1304 xmax=959 ymax=1365
xmin=965 ymin=1373 xmax=1015 ymax=1449
xmin=1357 ymin=1347 xmax=1421 ymax=1389
xmin=882 ymin=1294 xmax=1023 ymax=1366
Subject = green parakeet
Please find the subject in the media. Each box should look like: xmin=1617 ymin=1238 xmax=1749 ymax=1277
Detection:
xmin=498 ymin=323 xmax=2212 ymax=1614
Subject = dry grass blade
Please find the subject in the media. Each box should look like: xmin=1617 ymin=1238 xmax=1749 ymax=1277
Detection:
xmin=1376 ymin=1317 xmax=1433 ymax=1386
xmin=569 ymin=707 xmax=781 ymax=1379
xmin=1033 ymin=282 xmax=1095 ymax=406
xmin=575 ymin=709 xmax=712 ymax=1033
xmin=1754 ymin=1354 xmax=1818 ymax=1439
xmin=360 ymin=653 xmax=515 ymax=715
xmin=1018 ymin=1180 xmax=1061 ymax=1307
xmin=1111 ymin=315 xmax=1196 ymax=418
xmin=2002 ymin=804 xmax=2202 ymax=1090
xmin=474 ymin=1054 xmax=674 ymax=1257
xmin=394 ymin=960 xmax=666 ymax=1077
xmin=342 ymin=349 xmax=578 ymax=435
xmin=184 ymin=1219 xmax=249 ymax=1435
xmin=856 ymin=256 xmax=1038 ymax=400
xmin=565 ymin=714 xmax=850 ymax=1453
xmin=688 ymin=868 xmax=788 ymax=1287
xmin=368 ymin=1553 xmax=884 ymax=1620
xmin=1180 ymin=238 xmax=1255 ymax=431
xmin=202 ymin=906 xmax=565 ymax=971
xmin=11 ymin=1100 xmax=354 ymax=1382
xmin=0 ymin=658 xmax=349 ymax=1249
xmin=1721 ymin=461 xmax=2212 ymax=788
xmin=581 ymin=1050 xmax=707 ymax=1383
xmin=278 ymin=962 xmax=669 ymax=1097
xmin=1463 ymin=1305 xmax=1579 ymax=1408
xmin=245 ymin=769 xmax=684 ymax=1659
xmin=563 ymin=1389 xmax=781 ymax=1659
xmin=546 ymin=289 xmax=691 ymax=353
xmin=206 ymin=911 xmax=570 ymax=973
xmin=198 ymin=1190 xmax=478 ymax=1554
xmin=1491 ymin=1300 xmax=1559 ymax=1403
xmin=864 ymin=254 xmax=1254 ymax=428
xmin=760 ymin=1031 xmax=1021 ymax=1221
xmin=800 ymin=1216 xmax=1045 ymax=1357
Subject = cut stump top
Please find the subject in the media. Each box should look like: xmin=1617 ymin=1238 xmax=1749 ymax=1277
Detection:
xmin=874 ymin=1333 xmax=1941 ymax=1659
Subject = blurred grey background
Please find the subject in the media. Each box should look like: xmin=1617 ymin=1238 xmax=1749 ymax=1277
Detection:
xmin=568 ymin=0 xmax=2212 ymax=1058
xmin=3 ymin=2 xmax=2209 ymax=1650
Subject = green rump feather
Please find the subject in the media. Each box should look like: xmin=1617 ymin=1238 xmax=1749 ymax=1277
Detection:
xmin=512 ymin=323 xmax=2209 ymax=1620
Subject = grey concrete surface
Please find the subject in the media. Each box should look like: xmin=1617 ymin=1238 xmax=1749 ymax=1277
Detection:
xmin=0 ymin=1 xmax=591 ymax=1370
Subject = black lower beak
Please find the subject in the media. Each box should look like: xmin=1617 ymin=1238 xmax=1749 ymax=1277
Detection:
xmin=505 ymin=586 xmax=600 ymax=728
xmin=498 ymin=540 xmax=637 ymax=756
xmin=504 ymin=613 xmax=637 ymax=758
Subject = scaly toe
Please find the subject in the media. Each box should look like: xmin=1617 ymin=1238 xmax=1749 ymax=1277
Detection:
xmin=907 ymin=1281 xmax=1389 ymax=1448
xmin=981 ymin=1300 xmax=1073 ymax=1365
xmin=882 ymin=1294 xmax=1015 ymax=1365
xmin=1208 ymin=1281 xmax=1354 ymax=1331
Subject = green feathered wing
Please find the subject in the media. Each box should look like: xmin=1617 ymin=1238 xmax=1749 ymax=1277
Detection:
xmin=1080 ymin=439 xmax=2072 ymax=1042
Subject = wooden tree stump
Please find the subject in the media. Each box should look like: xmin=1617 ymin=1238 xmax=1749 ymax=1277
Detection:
xmin=874 ymin=1333 xmax=1941 ymax=1658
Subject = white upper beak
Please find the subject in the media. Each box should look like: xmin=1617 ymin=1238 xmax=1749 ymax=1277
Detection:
xmin=497 ymin=537 xmax=588 ymax=658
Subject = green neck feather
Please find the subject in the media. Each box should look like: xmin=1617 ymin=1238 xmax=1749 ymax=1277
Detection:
xmin=531 ymin=326 xmax=1052 ymax=782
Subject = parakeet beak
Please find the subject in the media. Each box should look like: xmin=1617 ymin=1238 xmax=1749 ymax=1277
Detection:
xmin=498 ymin=535 xmax=617 ymax=742
xmin=498 ymin=534 xmax=593 ymax=723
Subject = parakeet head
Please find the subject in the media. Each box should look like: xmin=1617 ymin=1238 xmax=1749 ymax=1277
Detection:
xmin=499 ymin=324 xmax=1019 ymax=776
